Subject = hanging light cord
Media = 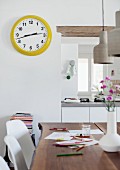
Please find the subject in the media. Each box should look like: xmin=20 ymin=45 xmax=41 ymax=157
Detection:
xmin=102 ymin=0 xmax=105 ymax=31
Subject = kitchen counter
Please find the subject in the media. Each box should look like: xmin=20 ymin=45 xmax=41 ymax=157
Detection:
xmin=61 ymin=101 xmax=120 ymax=107
xmin=61 ymin=101 xmax=120 ymax=122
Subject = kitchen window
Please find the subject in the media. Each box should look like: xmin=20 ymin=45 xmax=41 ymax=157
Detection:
xmin=78 ymin=54 xmax=103 ymax=95
xmin=78 ymin=58 xmax=89 ymax=92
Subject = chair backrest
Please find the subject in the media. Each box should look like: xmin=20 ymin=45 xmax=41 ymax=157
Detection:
xmin=0 ymin=156 xmax=10 ymax=170
xmin=4 ymin=135 xmax=28 ymax=170
xmin=6 ymin=120 xmax=35 ymax=169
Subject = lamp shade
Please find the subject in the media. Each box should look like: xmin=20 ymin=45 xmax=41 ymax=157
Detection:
xmin=108 ymin=11 xmax=120 ymax=57
xmin=94 ymin=31 xmax=114 ymax=64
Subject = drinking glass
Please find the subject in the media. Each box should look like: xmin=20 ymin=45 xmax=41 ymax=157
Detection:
xmin=82 ymin=124 xmax=91 ymax=137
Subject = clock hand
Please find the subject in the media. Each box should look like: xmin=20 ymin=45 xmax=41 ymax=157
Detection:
xmin=16 ymin=32 xmax=43 ymax=39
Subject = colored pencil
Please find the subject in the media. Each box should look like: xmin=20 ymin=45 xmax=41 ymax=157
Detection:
xmin=76 ymin=145 xmax=85 ymax=152
xmin=56 ymin=152 xmax=83 ymax=157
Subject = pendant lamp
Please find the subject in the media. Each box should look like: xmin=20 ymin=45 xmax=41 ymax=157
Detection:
xmin=93 ymin=0 xmax=114 ymax=64
xmin=108 ymin=11 xmax=120 ymax=57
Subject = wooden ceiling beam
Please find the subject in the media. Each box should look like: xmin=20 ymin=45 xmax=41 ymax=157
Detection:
xmin=56 ymin=26 xmax=114 ymax=37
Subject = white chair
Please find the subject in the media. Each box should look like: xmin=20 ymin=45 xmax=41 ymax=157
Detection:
xmin=6 ymin=120 xmax=35 ymax=169
xmin=0 ymin=156 xmax=10 ymax=170
xmin=4 ymin=135 xmax=28 ymax=170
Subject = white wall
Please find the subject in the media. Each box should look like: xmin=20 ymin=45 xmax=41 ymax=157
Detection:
xmin=0 ymin=0 xmax=63 ymax=156
xmin=61 ymin=44 xmax=78 ymax=100
xmin=0 ymin=0 xmax=120 ymax=156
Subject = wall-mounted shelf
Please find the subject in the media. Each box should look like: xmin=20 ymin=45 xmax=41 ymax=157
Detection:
xmin=57 ymin=26 xmax=114 ymax=37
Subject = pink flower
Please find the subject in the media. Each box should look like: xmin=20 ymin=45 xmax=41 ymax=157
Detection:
xmin=105 ymin=76 xmax=111 ymax=80
xmin=106 ymin=96 xmax=113 ymax=101
xmin=100 ymin=80 xmax=104 ymax=83
xmin=114 ymin=85 xmax=120 ymax=89
xmin=101 ymin=85 xmax=107 ymax=89
xmin=109 ymin=89 xmax=114 ymax=94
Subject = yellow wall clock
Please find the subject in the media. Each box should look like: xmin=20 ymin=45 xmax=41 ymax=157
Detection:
xmin=10 ymin=15 xmax=52 ymax=56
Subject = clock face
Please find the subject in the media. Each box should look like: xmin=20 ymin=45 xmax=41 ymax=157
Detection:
xmin=11 ymin=15 xmax=52 ymax=56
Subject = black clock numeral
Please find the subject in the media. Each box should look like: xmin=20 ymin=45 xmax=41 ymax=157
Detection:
xmin=29 ymin=46 xmax=32 ymax=50
xmin=36 ymin=44 xmax=39 ymax=49
xmin=16 ymin=33 xmax=19 ymax=37
xmin=23 ymin=44 xmax=26 ymax=48
xmin=18 ymin=27 xmax=23 ymax=31
xmin=43 ymin=33 xmax=47 ymax=37
xmin=41 ymin=27 xmax=45 ymax=30
xmin=23 ymin=22 xmax=26 ymax=26
xmin=17 ymin=39 xmax=21 ymax=43
xmin=29 ymin=20 xmax=33 ymax=24
xmin=41 ymin=40 xmax=44 ymax=43
xmin=36 ymin=22 xmax=39 ymax=26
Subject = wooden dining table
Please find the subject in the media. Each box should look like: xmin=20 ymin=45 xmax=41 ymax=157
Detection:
xmin=31 ymin=123 xmax=120 ymax=170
